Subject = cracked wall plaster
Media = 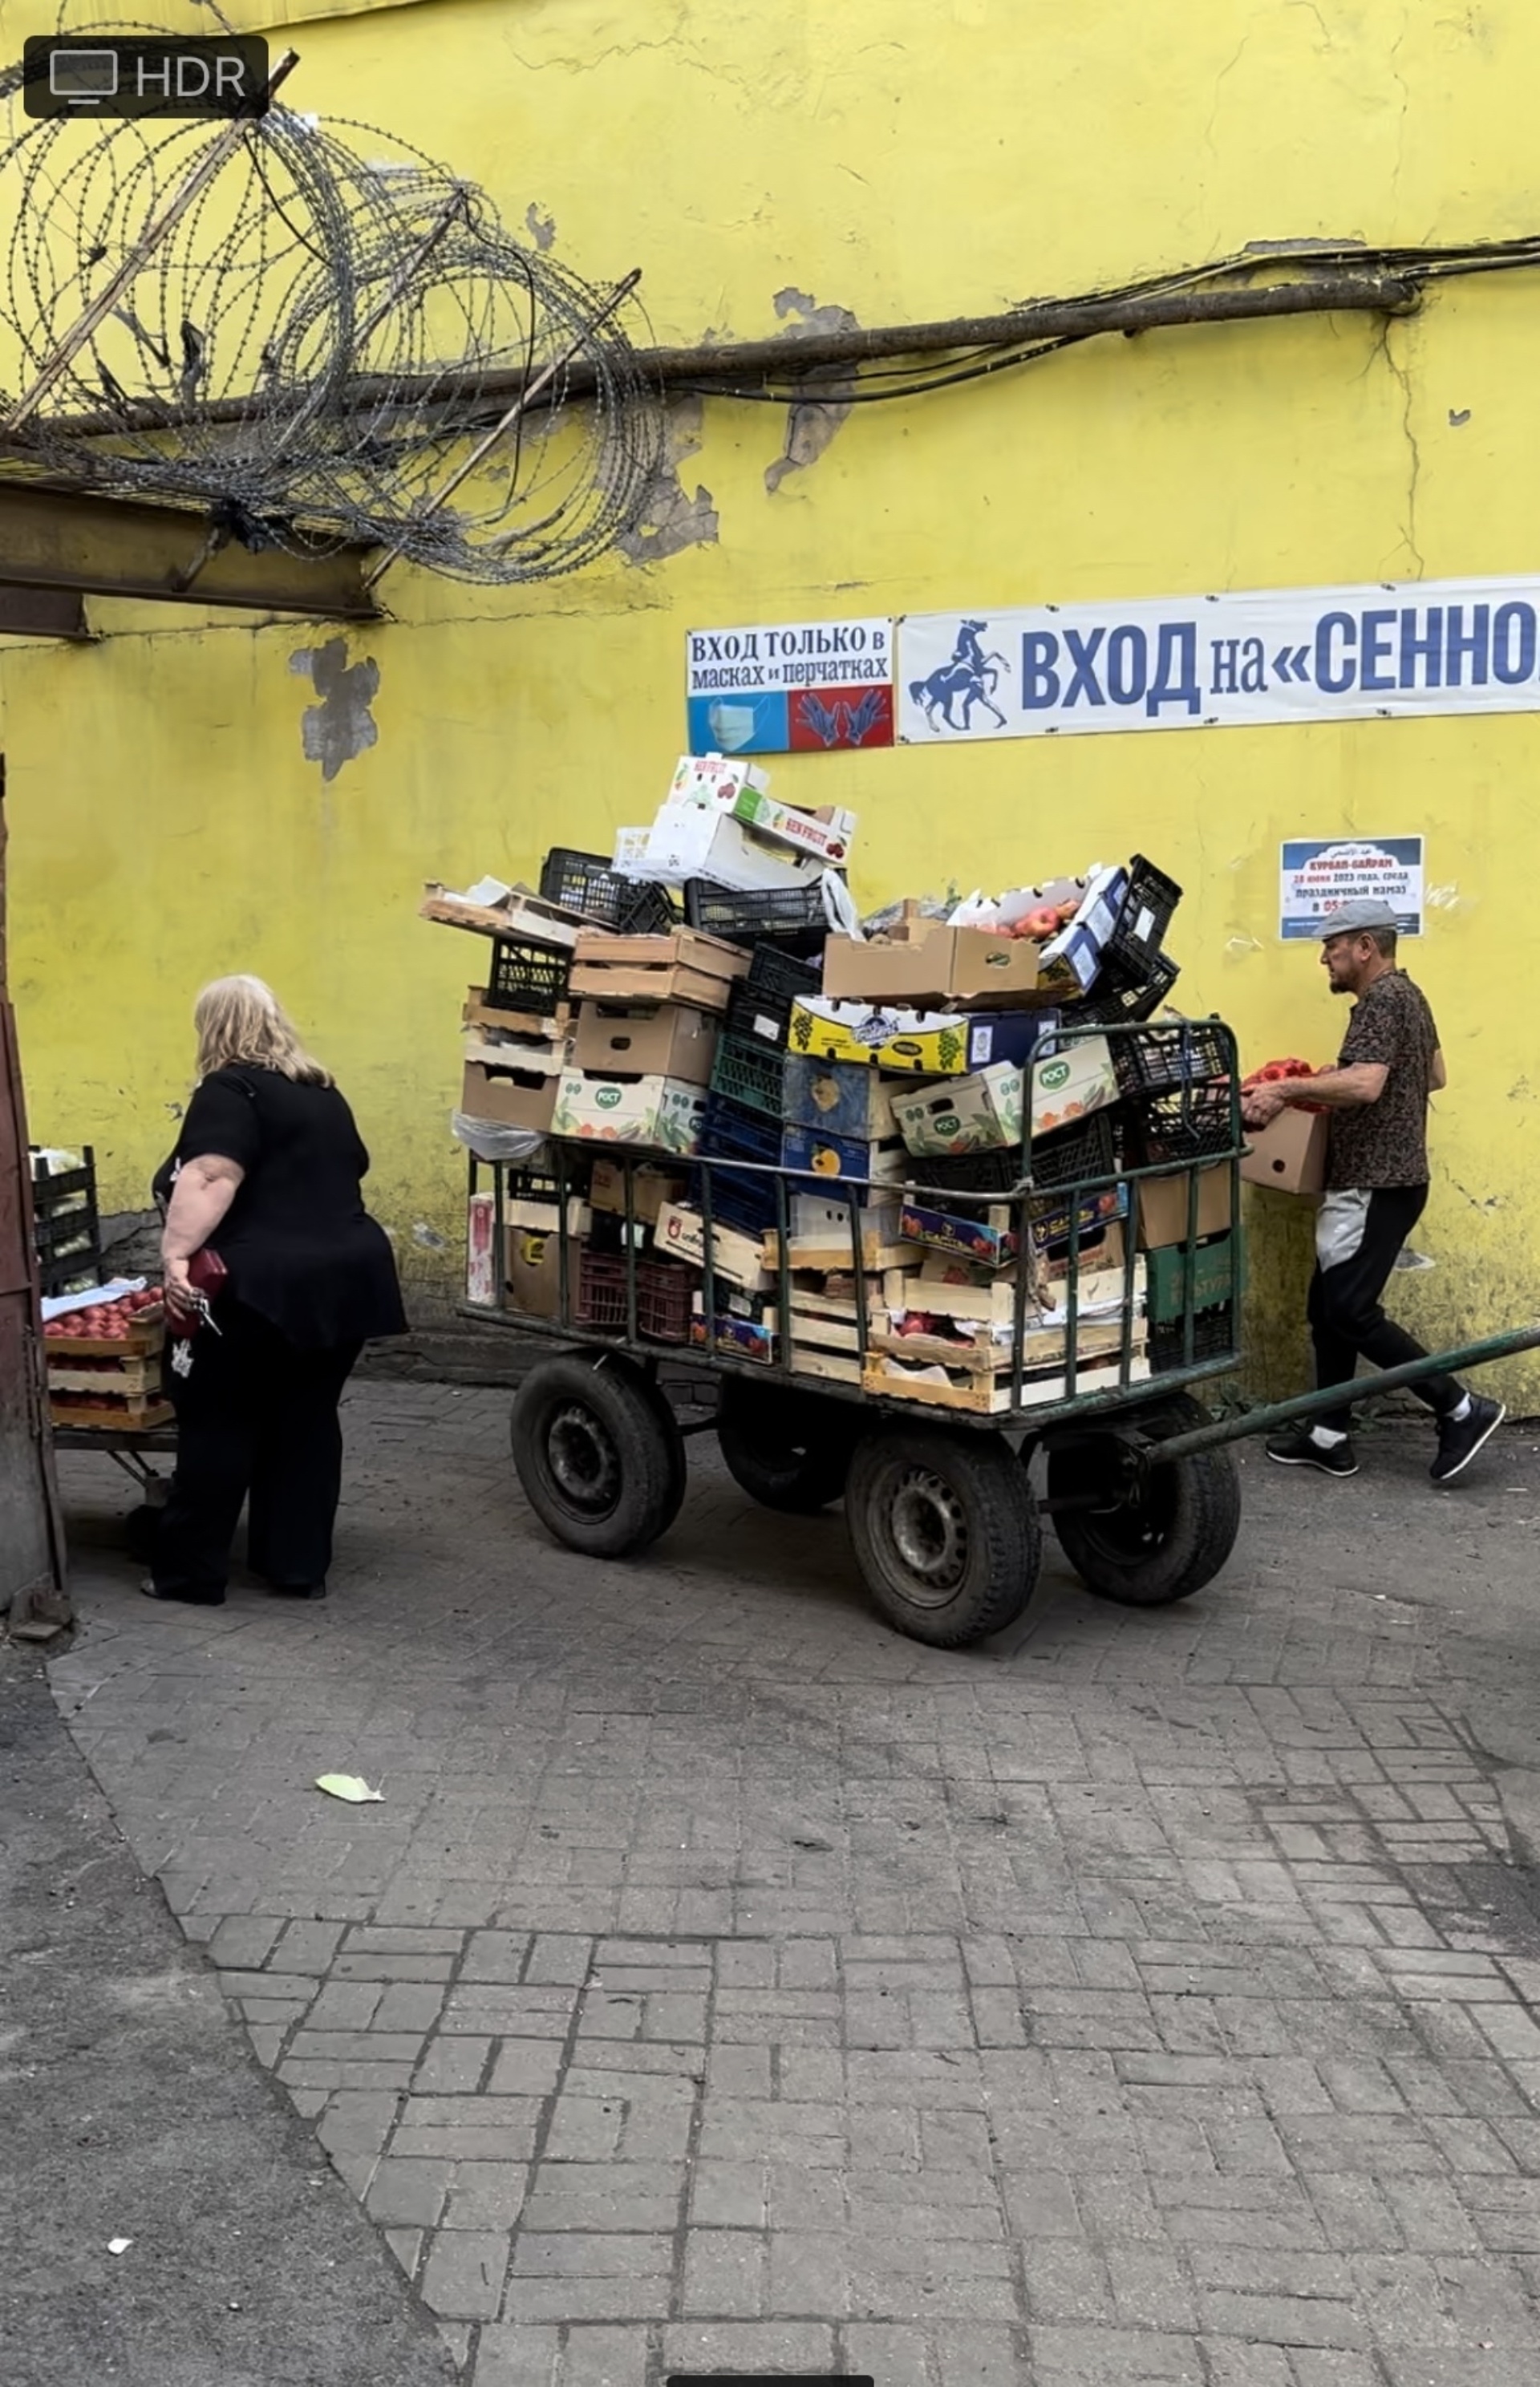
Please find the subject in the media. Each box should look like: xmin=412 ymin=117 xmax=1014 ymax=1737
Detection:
xmin=764 ymin=286 xmax=860 ymax=495
xmin=289 ymin=638 xmax=380 ymax=783
xmin=617 ymin=394 xmax=719 ymax=564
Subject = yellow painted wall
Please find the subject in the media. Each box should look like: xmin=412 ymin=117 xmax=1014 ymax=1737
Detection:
xmin=2 ymin=0 xmax=1538 ymax=1399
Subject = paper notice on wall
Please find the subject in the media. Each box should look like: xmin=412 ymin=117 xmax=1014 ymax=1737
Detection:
xmin=1279 ymin=837 xmax=1424 ymax=939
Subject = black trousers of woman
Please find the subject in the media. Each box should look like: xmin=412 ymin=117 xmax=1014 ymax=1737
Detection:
xmin=154 ymin=1299 xmax=362 ymax=1599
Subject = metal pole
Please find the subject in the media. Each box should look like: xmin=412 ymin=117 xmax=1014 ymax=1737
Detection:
xmin=4 ymin=51 xmax=300 ymax=432
xmin=1149 ymin=1323 xmax=1540 ymax=1465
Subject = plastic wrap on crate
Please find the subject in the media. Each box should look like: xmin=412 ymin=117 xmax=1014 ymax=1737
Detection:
xmin=452 ymin=1114 xmax=552 ymax=1166
xmin=41 ymin=1278 xmax=150 ymax=1324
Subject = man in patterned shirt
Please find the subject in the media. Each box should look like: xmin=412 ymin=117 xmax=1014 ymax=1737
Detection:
xmin=1242 ymin=898 xmax=1503 ymax=1485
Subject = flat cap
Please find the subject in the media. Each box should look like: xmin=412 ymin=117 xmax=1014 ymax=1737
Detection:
xmin=1317 ymin=898 xmax=1399 ymax=936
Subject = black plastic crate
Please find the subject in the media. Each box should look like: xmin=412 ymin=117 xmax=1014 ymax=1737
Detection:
xmin=1028 ymin=1107 xmax=1122 ymax=1190
xmin=710 ymin=1033 xmax=788 ymax=1121
xmin=909 ymin=1143 xmax=1027 ymax=1197
xmin=488 ymin=936 xmax=571 ymax=1013
xmin=1150 ymin=1303 xmax=1238 ymax=1375
xmin=1076 ymin=950 xmax=1181 ymax=1027
xmin=683 ymin=877 xmax=832 ymax=953
xmin=746 ymin=943 xmax=821 ymax=1004
xmin=1111 ymin=1019 xmax=1229 ymax=1100
xmin=538 ymin=848 xmax=676 ymax=935
xmin=30 ymin=1145 xmax=104 ymax=1298
xmin=1125 ymin=1082 xmax=1234 ymax=1164
xmin=1099 ymin=855 xmax=1183 ymax=988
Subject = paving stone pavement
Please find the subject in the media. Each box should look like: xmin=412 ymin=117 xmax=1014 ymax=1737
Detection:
xmin=47 ymin=1381 xmax=1540 ymax=2387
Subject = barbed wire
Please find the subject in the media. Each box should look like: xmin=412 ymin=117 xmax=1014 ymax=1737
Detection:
xmin=0 ymin=32 xmax=667 ymax=581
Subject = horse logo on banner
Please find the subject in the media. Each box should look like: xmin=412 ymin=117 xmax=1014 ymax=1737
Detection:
xmin=909 ymin=618 xmax=1010 ymax=732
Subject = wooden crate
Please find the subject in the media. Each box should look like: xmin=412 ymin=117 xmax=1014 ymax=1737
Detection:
xmin=464 ymin=987 xmax=571 ymax=1041
xmin=421 ymin=883 xmax=582 ymax=945
xmin=49 ymin=1396 xmax=175 ymax=1432
xmin=47 ymin=1315 xmax=165 ymax=1360
xmin=48 ymin=1356 xmax=164 ymax=1398
xmin=864 ymin=1329 xmax=1149 ymax=1415
xmin=569 ymin=929 xmax=748 ymax=1014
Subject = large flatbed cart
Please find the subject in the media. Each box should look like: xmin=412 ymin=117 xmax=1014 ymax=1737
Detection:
xmin=465 ymin=1017 xmax=1540 ymax=1648
xmin=464 ymin=1019 xmax=1262 ymax=1646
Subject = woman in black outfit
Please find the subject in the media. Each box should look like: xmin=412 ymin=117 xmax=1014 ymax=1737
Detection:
xmin=145 ymin=976 xmax=406 ymax=1607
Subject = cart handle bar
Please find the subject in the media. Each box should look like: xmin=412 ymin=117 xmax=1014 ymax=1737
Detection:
xmin=1149 ymin=1322 xmax=1540 ymax=1465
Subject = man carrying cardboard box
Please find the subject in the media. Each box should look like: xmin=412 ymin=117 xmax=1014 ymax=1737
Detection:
xmin=1242 ymin=898 xmax=1502 ymax=1486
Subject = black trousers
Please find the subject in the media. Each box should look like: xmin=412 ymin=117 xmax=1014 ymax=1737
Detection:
xmin=1308 ymin=1184 xmax=1461 ymax=1434
xmin=154 ymin=1300 xmax=362 ymax=1599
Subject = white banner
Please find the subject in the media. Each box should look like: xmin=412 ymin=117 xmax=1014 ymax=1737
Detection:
xmin=898 ymin=578 xmax=1540 ymax=743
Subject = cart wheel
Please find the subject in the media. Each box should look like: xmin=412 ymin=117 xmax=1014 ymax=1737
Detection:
xmin=846 ymin=1424 xmax=1042 ymax=1647
xmin=512 ymin=1352 xmax=686 ymax=1558
xmin=1045 ymin=1394 xmax=1241 ymax=1607
xmin=716 ymin=1380 xmax=858 ymax=1514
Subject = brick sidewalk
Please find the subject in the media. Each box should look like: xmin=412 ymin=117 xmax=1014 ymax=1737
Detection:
xmin=48 ymin=1382 xmax=1540 ymax=2385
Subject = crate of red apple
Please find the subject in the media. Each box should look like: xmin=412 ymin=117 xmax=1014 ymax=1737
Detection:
xmin=44 ymin=1290 xmax=172 ymax=1430
xmin=1242 ymin=1056 xmax=1327 ymax=1113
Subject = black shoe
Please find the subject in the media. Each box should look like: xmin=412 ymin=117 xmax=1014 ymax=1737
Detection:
xmin=140 ymin=1578 xmax=225 ymax=1607
xmin=1266 ymin=1425 xmax=1359 ymax=1477
xmin=268 ymin=1582 xmax=327 ymax=1600
xmin=1430 ymin=1395 xmax=1506 ymax=1485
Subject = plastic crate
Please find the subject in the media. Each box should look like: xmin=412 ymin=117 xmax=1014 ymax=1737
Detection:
xmin=1076 ymin=950 xmax=1181 ymax=1027
xmin=1125 ymin=1082 xmax=1235 ymax=1164
xmin=636 ymin=1258 xmax=697 ymax=1345
xmin=1028 ymin=1107 xmax=1122 ymax=1191
xmin=1111 ymin=1019 xmax=1230 ymax=1100
xmin=488 ymin=937 xmax=571 ymax=1013
xmin=1145 ymin=1232 xmax=1241 ymax=1324
xmin=709 ymin=1033 xmax=788 ymax=1120
xmin=698 ymin=1093 xmax=782 ymax=1165
xmin=746 ymin=943 xmax=821 ymax=1004
xmin=1150 ymin=1303 xmax=1238 ymax=1375
xmin=691 ymin=1159 xmax=780 ymax=1237
xmin=909 ymin=1143 xmax=1027 ymax=1197
xmin=1099 ymin=854 xmax=1183 ymax=987
xmin=30 ymin=1145 xmax=104 ymax=1298
xmin=683 ymin=877 xmax=832 ymax=952
xmin=574 ymin=1247 xmax=630 ymax=1331
xmin=538 ymin=848 xmax=677 ymax=935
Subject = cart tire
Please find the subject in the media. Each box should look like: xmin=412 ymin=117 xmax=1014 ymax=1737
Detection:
xmin=512 ymin=1352 xmax=686 ymax=1558
xmin=1047 ymin=1394 xmax=1241 ymax=1607
xmin=846 ymin=1424 xmax=1042 ymax=1647
xmin=716 ymin=1380 xmax=857 ymax=1514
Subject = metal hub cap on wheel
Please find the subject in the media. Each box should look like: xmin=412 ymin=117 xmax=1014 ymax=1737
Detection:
xmin=546 ymin=1402 xmax=621 ymax=1516
xmin=887 ymin=1465 xmax=970 ymax=1605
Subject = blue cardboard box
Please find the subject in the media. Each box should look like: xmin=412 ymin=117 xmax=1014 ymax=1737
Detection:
xmin=783 ymin=1056 xmax=897 ymax=1141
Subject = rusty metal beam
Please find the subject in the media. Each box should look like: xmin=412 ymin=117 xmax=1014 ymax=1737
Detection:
xmin=0 ymin=585 xmax=91 ymax=640
xmin=0 ymin=480 xmax=378 ymax=618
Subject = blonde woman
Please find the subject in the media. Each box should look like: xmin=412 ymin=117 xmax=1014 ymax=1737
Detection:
xmin=144 ymin=977 xmax=406 ymax=1607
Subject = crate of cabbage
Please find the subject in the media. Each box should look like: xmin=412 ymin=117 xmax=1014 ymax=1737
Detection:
xmin=451 ymin=1017 xmax=1266 ymax=1650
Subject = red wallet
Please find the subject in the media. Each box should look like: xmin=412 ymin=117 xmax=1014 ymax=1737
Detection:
xmin=168 ymin=1246 xmax=229 ymax=1339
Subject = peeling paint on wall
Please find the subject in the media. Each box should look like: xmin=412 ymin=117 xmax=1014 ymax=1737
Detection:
xmin=764 ymin=286 xmax=859 ymax=495
xmin=289 ymin=638 xmax=380 ymax=783
xmin=524 ymin=202 xmax=557 ymax=250
xmin=617 ymin=395 xmax=719 ymax=565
